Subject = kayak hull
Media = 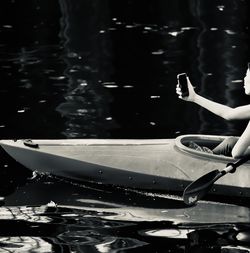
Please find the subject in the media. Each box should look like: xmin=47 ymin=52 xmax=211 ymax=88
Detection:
xmin=0 ymin=135 xmax=250 ymax=199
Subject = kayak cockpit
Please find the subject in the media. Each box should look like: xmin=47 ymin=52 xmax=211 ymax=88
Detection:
xmin=175 ymin=134 xmax=236 ymax=161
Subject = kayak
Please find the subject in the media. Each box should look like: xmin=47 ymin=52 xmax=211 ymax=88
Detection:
xmin=0 ymin=134 xmax=249 ymax=200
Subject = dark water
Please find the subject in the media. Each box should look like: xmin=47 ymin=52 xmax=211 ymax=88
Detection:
xmin=1 ymin=0 xmax=250 ymax=252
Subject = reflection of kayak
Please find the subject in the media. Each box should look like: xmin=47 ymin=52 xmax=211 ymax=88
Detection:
xmin=5 ymin=178 xmax=250 ymax=224
xmin=0 ymin=134 xmax=250 ymax=199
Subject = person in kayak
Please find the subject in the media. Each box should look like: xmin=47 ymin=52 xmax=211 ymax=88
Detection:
xmin=176 ymin=66 xmax=250 ymax=159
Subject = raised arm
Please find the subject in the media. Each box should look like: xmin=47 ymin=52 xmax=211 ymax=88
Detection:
xmin=176 ymin=77 xmax=250 ymax=121
xmin=193 ymin=95 xmax=250 ymax=120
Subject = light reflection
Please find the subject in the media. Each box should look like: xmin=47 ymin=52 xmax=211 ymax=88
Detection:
xmin=12 ymin=48 xmax=41 ymax=67
xmin=143 ymin=228 xmax=194 ymax=239
xmin=49 ymin=76 xmax=67 ymax=81
xmin=17 ymin=109 xmax=25 ymax=113
xmin=125 ymin=25 xmax=136 ymax=29
xmin=103 ymin=85 xmax=118 ymax=88
xmin=2 ymin=25 xmax=13 ymax=29
xmin=123 ymin=85 xmax=133 ymax=88
xmin=95 ymin=238 xmax=148 ymax=253
xmin=168 ymin=31 xmax=183 ymax=36
xmin=95 ymin=239 xmax=116 ymax=253
xmin=224 ymin=29 xmax=236 ymax=35
xmin=56 ymin=0 xmax=118 ymax=138
xmin=151 ymin=50 xmax=164 ymax=55
xmin=181 ymin=27 xmax=197 ymax=31
xmin=221 ymin=245 xmax=250 ymax=252
xmin=217 ymin=5 xmax=225 ymax=11
xmin=190 ymin=0 xmax=248 ymax=135
xmin=38 ymin=100 xmax=46 ymax=103
xmin=231 ymin=80 xmax=243 ymax=83
xmin=0 ymin=206 xmax=52 ymax=223
xmin=0 ymin=237 xmax=52 ymax=253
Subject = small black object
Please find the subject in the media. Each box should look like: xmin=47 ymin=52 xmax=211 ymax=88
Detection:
xmin=177 ymin=73 xmax=189 ymax=97
xmin=23 ymin=139 xmax=39 ymax=148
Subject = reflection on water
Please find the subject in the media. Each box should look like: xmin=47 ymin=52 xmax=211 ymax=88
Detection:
xmin=192 ymin=0 xmax=250 ymax=135
xmin=0 ymin=166 xmax=250 ymax=252
xmin=0 ymin=237 xmax=53 ymax=253
xmin=1 ymin=0 xmax=249 ymax=139
xmin=57 ymin=0 xmax=118 ymax=138
xmin=1 ymin=198 xmax=250 ymax=252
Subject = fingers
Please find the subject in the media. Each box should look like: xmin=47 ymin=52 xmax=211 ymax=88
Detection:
xmin=176 ymin=85 xmax=182 ymax=97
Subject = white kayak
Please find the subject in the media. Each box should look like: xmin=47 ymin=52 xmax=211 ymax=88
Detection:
xmin=0 ymin=134 xmax=249 ymax=200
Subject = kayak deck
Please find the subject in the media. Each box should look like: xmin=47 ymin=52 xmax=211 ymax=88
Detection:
xmin=0 ymin=135 xmax=249 ymax=199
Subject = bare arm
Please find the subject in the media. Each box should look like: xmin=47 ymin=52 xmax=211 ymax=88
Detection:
xmin=176 ymin=77 xmax=250 ymax=120
xmin=232 ymin=121 xmax=250 ymax=158
xmin=193 ymin=95 xmax=250 ymax=120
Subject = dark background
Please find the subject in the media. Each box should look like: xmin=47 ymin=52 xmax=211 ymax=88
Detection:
xmin=0 ymin=0 xmax=250 ymax=140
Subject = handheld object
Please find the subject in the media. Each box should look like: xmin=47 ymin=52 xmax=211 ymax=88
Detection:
xmin=177 ymin=73 xmax=189 ymax=97
xmin=183 ymin=155 xmax=250 ymax=205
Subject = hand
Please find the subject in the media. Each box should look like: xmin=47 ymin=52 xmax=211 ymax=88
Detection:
xmin=176 ymin=76 xmax=196 ymax=102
